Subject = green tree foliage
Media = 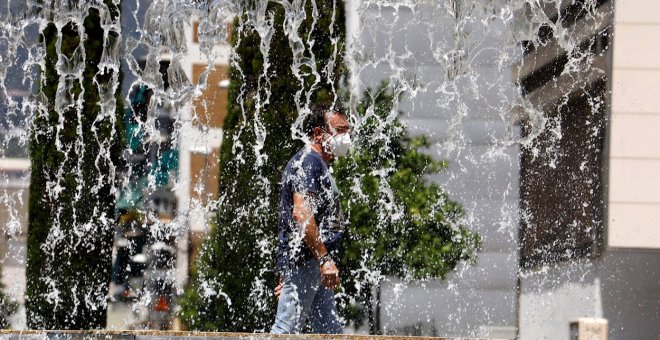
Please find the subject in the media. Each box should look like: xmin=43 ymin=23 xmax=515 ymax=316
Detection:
xmin=26 ymin=2 xmax=123 ymax=329
xmin=179 ymin=0 xmax=346 ymax=331
xmin=333 ymin=83 xmax=481 ymax=331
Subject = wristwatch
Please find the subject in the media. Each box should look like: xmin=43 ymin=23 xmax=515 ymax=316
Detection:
xmin=319 ymin=253 xmax=333 ymax=267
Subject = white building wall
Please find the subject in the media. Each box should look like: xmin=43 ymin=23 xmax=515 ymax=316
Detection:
xmin=348 ymin=3 xmax=520 ymax=338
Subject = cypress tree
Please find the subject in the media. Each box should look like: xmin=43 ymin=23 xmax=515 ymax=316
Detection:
xmin=26 ymin=1 xmax=123 ymax=328
xmin=180 ymin=0 xmax=346 ymax=331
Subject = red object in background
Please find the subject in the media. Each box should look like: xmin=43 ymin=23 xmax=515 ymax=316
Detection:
xmin=154 ymin=295 xmax=170 ymax=312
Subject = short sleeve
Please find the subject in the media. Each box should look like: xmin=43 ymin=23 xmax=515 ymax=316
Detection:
xmin=290 ymin=153 xmax=324 ymax=194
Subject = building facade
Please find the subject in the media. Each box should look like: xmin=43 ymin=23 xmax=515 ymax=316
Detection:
xmin=515 ymin=0 xmax=660 ymax=339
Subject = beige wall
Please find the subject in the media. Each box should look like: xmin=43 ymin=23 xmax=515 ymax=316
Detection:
xmin=192 ymin=63 xmax=229 ymax=128
xmin=0 ymin=187 xmax=28 ymax=236
xmin=608 ymin=0 xmax=660 ymax=248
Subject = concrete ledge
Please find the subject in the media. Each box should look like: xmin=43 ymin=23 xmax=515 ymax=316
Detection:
xmin=0 ymin=330 xmax=502 ymax=340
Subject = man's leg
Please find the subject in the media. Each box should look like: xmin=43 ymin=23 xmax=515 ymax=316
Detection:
xmin=271 ymin=258 xmax=321 ymax=334
xmin=306 ymin=284 xmax=343 ymax=334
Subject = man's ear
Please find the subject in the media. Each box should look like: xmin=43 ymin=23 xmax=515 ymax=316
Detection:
xmin=312 ymin=127 xmax=323 ymax=140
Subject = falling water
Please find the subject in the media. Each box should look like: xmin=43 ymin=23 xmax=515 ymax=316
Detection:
xmin=0 ymin=0 xmax=657 ymax=339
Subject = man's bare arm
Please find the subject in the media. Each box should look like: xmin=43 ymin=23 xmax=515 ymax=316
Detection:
xmin=292 ymin=192 xmax=328 ymax=259
xmin=292 ymin=192 xmax=339 ymax=289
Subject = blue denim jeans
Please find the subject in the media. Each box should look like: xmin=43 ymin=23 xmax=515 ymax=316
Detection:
xmin=271 ymin=257 xmax=343 ymax=334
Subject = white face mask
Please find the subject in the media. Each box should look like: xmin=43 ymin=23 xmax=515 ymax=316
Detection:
xmin=327 ymin=133 xmax=352 ymax=157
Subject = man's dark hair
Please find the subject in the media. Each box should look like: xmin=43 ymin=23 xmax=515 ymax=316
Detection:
xmin=303 ymin=102 xmax=346 ymax=137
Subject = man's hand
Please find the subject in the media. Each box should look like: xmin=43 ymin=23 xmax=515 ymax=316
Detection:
xmin=274 ymin=277 xmax=284 ymax=298
xmin=320 ymin=260 xmax=340 ymax=289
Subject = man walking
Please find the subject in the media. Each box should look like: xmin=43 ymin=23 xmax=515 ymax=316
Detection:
xmin=271 ymin=103 xmax=352 ymax=334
